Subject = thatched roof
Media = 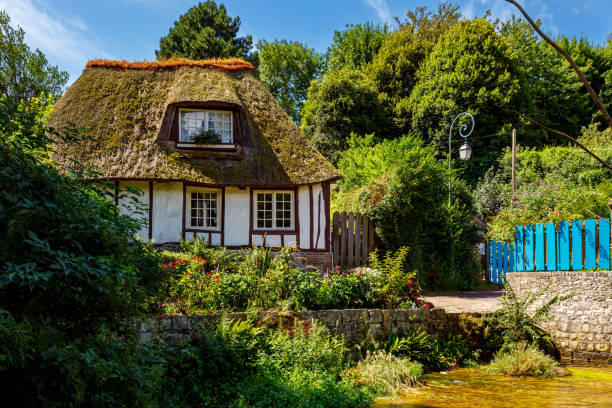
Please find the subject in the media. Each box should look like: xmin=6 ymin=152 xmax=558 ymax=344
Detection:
xmin=50 ymin=59 xmax=339 ymax=186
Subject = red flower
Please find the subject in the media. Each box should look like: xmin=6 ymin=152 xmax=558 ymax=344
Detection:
xmin=162 ymin=264 xmax=168 ymax=269
xmin=185 ymin=272 xmax=190 ymax=276
xmin=408 ymin=279 xmax=413 ymax=285
xmin=256 ymin=261 xmax=260 ymax=265
xmin=424 ymin=304 xmax=431 ymax=309
xmin=264 ymin=275 xmax=269 ymax=279
xmin=213 ymin=275 xmax=219 ymax=280
xmin=212 ymin=259 xmax=217 ymax=264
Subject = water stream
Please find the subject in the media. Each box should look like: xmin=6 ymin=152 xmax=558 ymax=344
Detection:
xmin=375 ymin=366 xmax=612 ymax=408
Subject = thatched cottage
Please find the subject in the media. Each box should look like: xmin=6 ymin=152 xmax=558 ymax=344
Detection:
xmin=50 ymin=58 xmax=339 ymax=268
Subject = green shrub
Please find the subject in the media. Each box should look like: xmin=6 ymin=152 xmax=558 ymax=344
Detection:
xmin=334 ymin=134 xmax=480 ymax=291
xmin=485 ymin=343 xmax=559 ymax=377
xmin=350 ymin=351 xmax=422 ymax=397
xmin=163 ymin=246 xmax=433 ymax=313
xmin=486 ymin=280 xmax=573 ymax=357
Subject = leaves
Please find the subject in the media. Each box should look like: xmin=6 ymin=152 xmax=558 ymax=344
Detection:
xmin=156 ymin=1 xmax=253 ymax=60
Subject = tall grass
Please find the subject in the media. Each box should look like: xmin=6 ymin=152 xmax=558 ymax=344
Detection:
xmin=485 ymin=343 xmax=559 ymax=377
xmin=350 ymin=351 xmax=423 ymax=397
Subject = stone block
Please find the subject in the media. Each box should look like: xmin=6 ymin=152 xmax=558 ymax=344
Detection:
xmin=368 ymin=309 xmax=384 ymax=324
xmin=342 ymin=309 xmax=368 ymax=324
xmin=316 ymin=309 xmax=342 ymax=326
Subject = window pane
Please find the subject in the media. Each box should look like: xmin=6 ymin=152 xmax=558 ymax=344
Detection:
xmin=180 ymin=110 xmax=207 ymax=142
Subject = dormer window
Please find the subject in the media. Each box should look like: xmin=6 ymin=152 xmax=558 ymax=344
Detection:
xmin=179 ymin=109 xmax=233 ymax=143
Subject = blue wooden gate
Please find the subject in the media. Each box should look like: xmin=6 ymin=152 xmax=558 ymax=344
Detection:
xmin=514 ymin=218 xmax=610 ymax=272
xmin=488 ymin=241 xmax=514 ymax=284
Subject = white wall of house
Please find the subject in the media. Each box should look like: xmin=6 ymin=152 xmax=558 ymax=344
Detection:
xmin=224 ymin=186 xmax=250 ymax=246
xmin=116 ymin=180 xmax=329 ymax=250
xmin=117 ymin=180 xmax=149 ymax=240
xmin=298 ymin=186 xmax=311 ymax=249
xmin=152 ymin=182 xmax=182 ymax=243
xmin=312 ymin=183 xmax=326 ymax=250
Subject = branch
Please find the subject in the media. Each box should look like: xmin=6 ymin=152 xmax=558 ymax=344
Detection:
xmin=514 ymin=110 xmax=612 ymax=171
xmin=504 ymin=0 xmax=612 ymax=129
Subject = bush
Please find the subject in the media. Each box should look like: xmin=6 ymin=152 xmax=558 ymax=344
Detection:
xmin=162 ymin=246 xmax=432 ymax=313
xmin=485 ymin=343 xmax=559 ymax=377
xmin=475 ymin=125 xmax=612 ymax=242
xmin=158 ymin=319 xmax=372 ymax=408
xmin=486 ymin=280 xmax=573 ymax=358
xmin=349 ymin=351 xmax=422 ymax=397
xmin=334 ymin=134 xmax=480 ymax=291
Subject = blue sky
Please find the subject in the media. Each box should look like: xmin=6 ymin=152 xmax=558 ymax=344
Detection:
xmin=0 ymin=0 xmax=609 ymax=85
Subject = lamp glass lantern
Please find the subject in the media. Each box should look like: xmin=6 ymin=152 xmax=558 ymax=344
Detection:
xmin=459 ymin=142 xmax=472 ymax=161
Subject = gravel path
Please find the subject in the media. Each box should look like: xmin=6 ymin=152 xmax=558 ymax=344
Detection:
xmin=424 ymin=290 xmax=503 ymax=314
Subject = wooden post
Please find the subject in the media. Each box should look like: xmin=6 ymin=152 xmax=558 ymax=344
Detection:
xmin=332 ymin=212 xmax=339 ymax=267
xmin=348 ymin=212 xmax=355 ymax=267
xmin=340 ymin=212 xmax=348 ymax=266
xmin=512 ymin=129 xmax=516 ymax=204
xmin=361 ymin=214 xmax=369 ymax=265
xmin=355 ymin=214 xmax=362 ymax=267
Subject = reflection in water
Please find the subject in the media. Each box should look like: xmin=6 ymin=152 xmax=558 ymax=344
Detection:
xmin=374 ymin=366 xmax=612 ymax=408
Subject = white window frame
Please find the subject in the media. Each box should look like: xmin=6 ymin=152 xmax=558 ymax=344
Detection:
xmin=178 ymin=108 xmax=233 ymax=143
xmin=253 ymin=190 xmax=295 ymax=231
xmin=186 ymin=186 xmax=221 ymax=231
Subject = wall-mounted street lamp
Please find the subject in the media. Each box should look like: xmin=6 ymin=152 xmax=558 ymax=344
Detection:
xmin=448 ymin=112 xmax=474 ymax=209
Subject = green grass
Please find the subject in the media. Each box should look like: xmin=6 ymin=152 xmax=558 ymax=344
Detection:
xmin=349 ymin=351 xmax=423 ymax=397
xmin=484 ymin=343 xmax=559 ymax=377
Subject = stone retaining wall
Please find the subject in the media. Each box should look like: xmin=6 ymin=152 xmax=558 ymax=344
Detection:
xmin=506 ymin=271 xmax=612 ymax=363
xmin=136 ymin=308 xmax=465 ymax=344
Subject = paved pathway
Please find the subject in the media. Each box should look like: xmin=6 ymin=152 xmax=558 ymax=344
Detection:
xmin=424 ymin=290 xmax=503 ymax=314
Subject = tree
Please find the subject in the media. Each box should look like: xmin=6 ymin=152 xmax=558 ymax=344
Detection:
xmin=156 ymin=1 xmax=253 ymax=60
xmin=325 ymin=22 xmax=389 ymax=74
xmin=0 ymin=11 xmax=68 ymax=103
xmin=500 ymin=18 xmax=591 ymax=143
xmin=256 ymin=39 xmax=323 ymax=123
xmin=300 ymin=68 xmax=387 ymax=162
xmin=334 ymin=134 xmax=479 ymax=290
xmin=409 ymin=18 xmax=523 ymax=182
xmin=368 ymin=3 xmax=461 ymax=136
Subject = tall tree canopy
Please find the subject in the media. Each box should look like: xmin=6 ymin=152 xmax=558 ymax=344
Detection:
xmin=300 ymin=67 xmax=387 ymax=163
xmin=156 ymin=1 xmax=252 ymax=60
xmin=409 ymin=18 xmax=524 ymax=181
xmin=0 ymin=11 xmax=68 ymax=103
xmin=325 ymin=22 xmax=389 ymax=73
xmin=256 ymin=39 xmax=323 ymax=123
xmin=369 ymin=2 xmax=461 ymax=136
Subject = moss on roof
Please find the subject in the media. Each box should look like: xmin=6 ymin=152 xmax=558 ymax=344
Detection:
xmin=50 ymin=62 xmax=339 ymax=186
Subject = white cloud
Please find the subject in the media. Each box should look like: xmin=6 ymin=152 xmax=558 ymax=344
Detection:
xmin=363 ymin=0 xmax=394 ymax=25
xmin=0 ymin=0 xmax=113 ymax=83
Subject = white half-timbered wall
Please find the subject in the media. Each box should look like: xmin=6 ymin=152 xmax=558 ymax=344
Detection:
xmin=115 ymin=180 xmax=330 ymax=251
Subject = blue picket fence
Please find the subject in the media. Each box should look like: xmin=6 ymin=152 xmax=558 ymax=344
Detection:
xmin=514 ymin=218 xmax=610 ymax=272
xmin=487 ymin=217 xmax=610 ymax=283
xmin=488 ymin=241 xmax=514 ymax=284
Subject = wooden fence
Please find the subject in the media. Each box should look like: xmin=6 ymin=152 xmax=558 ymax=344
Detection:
xmin=332 ymin=212 xmax=375 ymax=267
xmin=514 ymin=218 xmax=610 ymax=271
xmin=488 ymin=241 xmax=514 ymax=284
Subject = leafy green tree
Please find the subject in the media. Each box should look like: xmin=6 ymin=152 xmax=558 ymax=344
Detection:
xmin=0 ymin=11 xmax=68 ymax=103
xmin=369 ymin=3 xmax=461 ymax=136
xmin=156 ymin=1 xmax=252 ymax=60
xmin=300 ymin=68 xmax=388 ymax=162
xmin=334 ymin=134 xmax=479 ymax=290
xmin=256 ymin=39 xmax=323 ymax=123
xmin=409 ymin=18 xmax=523 ymax=182
xmin=325 ymin=22 xmax=389 ymax=73
xmin=500 ymin=18 xmax=591 ymax=143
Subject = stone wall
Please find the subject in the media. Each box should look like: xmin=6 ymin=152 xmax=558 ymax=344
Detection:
xmin=294 ymin=251 xmax=333 ymax=271
xmin=136 ymin=308 xmax=464 ymax=344
xmin=506 ymin=271 xmax=612 ymax=363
